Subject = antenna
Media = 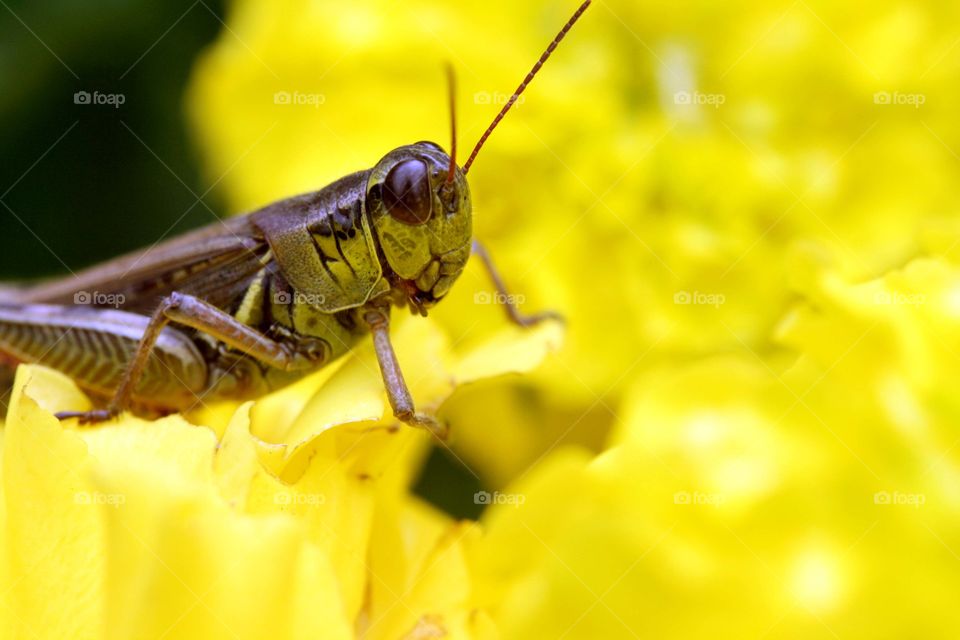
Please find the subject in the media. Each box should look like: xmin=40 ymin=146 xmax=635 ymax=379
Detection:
xmin=445 ymin=63 xmax=457 ymax=184
xmin=461 ymin=0 xmax=591 ymax=174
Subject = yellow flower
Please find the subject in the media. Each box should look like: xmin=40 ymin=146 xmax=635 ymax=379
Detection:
xmin=470 ymin=256 xmax=960 ymax=638
xmin=0 ymin=317 xmax=560 ymax=639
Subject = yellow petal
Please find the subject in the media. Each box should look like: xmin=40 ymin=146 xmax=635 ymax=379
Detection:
xmin=3 ymin=366 xmax=102 ymax=639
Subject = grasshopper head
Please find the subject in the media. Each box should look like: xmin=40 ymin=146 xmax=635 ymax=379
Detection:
xmin=365 ymin=141 xmax=472 ymax=313
xmin=362 ymin=0 xmax=591 ymax=314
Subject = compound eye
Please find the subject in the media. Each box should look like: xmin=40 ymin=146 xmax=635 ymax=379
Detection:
xmin=383 ymin=159 xmax=432 ymax=225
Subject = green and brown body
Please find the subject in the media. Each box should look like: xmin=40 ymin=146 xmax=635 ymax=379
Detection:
xmin=0 ymin=142 xmax=473 ymax=416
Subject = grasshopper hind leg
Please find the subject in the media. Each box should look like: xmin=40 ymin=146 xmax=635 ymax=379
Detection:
xmin=0 ymin=303 xmax=209 ymax=420
xmin=56 ymin=292 xmax=330 ymax=424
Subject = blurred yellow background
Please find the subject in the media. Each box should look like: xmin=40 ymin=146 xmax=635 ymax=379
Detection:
xmin=4 ymin=0 xmax=960 ymax=638
xmin=181 ymin=0 xmax=960 ymax=637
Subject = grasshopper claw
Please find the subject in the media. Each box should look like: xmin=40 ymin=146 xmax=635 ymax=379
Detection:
xmin=398 ymin=411 xmax=450 ymax=442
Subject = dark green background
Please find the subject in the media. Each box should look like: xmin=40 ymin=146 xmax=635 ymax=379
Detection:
xmin=0 ymin=0 xmax=226 ymax=279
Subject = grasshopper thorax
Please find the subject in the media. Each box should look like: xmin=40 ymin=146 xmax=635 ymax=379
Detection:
xmin=365 ymin=141 xmax=472 ymax=314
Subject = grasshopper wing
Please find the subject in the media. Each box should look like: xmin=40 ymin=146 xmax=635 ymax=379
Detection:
xmin=13 ymin=216 xmax=269 ymax=314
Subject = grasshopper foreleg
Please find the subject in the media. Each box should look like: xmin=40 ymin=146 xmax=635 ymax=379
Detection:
xmin=56 ymin=292 xmax=326 ymax=424
xmin=471 ymin=239 xmax=563 ymax=328
xmin=363 ymin=308 xmax=448 ymax=441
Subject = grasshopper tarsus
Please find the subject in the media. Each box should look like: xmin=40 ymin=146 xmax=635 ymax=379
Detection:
xmin=508 ymin=308 xmax=566 ymax=329
xmin=55 ymin=408 xmax=120 ymax=426
xmin=398 ymin=411 xmax=450 ymax=442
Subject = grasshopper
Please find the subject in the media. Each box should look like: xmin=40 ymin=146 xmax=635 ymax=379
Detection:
xmin=0 ymin=1 xmax=590 ymax=439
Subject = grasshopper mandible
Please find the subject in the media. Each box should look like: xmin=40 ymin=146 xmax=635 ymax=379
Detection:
xmin=0 ymin=1 xmax=591 ymax=439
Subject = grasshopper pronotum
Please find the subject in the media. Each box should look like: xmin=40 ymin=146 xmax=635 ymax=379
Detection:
xmin=0 ymin=1 xmax=591 ymax=439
